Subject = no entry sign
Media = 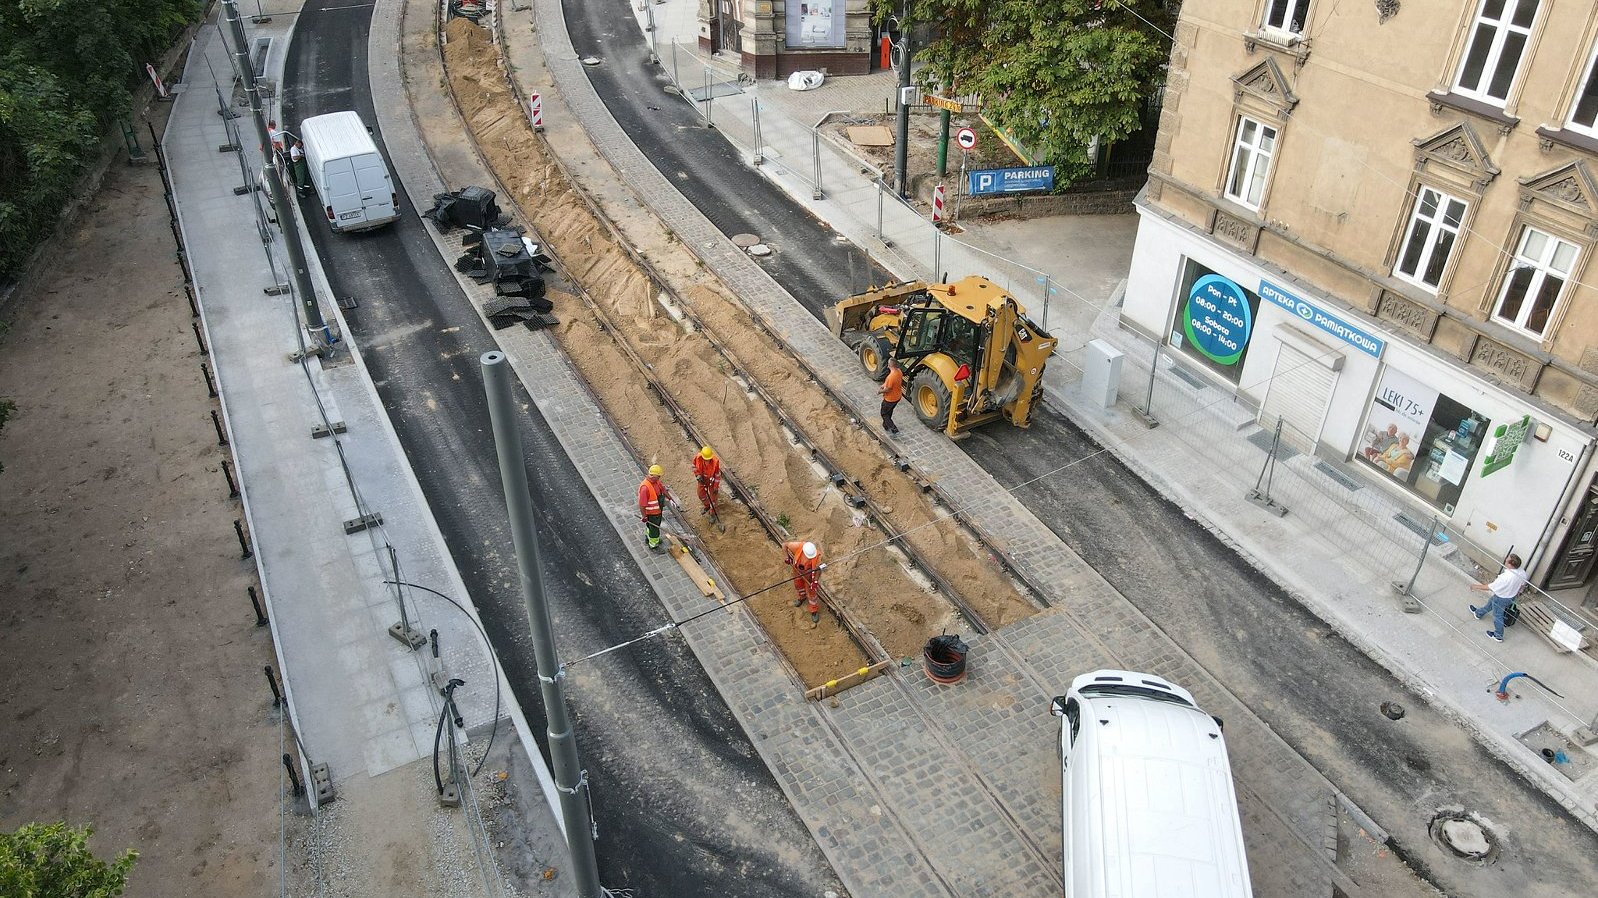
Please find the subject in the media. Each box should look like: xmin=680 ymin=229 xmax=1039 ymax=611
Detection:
xmin=955 ymin=127 xmax=977 ymax=151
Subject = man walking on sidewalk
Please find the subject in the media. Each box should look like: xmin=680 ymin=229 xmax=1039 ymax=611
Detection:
xmin=783 ymin=540 xmax=824 ymax=629
xmin=879 ymin=358 xmax=904 ymax=434
xmin=638 ymin=464 xmax=673 ymax=552
xmin=1470 ymin=553 xmax=1529 ymax=642
xmin=693 ymin=446 xmax=722 ymax=522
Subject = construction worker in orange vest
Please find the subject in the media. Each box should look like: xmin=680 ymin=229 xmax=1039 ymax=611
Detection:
xmin=638 ymin=464 xmax=674 ymax=551
xmin=783 ymin=540 xmax=824 ymax=628
xmin=693 ymin=446 xmax=722 ymax=523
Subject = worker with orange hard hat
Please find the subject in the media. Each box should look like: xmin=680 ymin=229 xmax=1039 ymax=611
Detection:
xmin=638 ymin=464 xmax=674 ymax=551
xmin=693 ymin=446 xmax=722 ymax=522
xmin=783 ymin=540 xmax=824 ymax=628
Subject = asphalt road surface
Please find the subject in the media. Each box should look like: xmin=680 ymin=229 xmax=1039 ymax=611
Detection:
xmin=280 ymin=3 xmax=843 ymax=895
xmin=562 ymin=0 xmax=1598 ymax=892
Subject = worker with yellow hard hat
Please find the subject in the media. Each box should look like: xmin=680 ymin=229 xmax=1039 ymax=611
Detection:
xmin=638 ymin=463 xmax=674 ymax=551
xmin=692 ymin=445 xmax=723 ymax=524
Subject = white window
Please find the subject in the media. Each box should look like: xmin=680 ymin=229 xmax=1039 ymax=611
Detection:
xmin=1224 ymin=117 xmax=1277 ymax=210
xmin=1263 ymin=0 xmax=1309 ymax=34
xmin=1394 ymin=187 xmax=1468 ymax=291
xmin=1494 ymin=226 xmax=1578 ymax=337
xmin=1453 ymin=0 xmax=1539 ymax=105
xmin=1569 ymin=42 xmax=1598 ymax=135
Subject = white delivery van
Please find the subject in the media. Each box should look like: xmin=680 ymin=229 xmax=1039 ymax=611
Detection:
xmin=1050 ymin=670 xmax=1253 ymax=898
xmin=298 ymin=111 xmax=399 ymax=233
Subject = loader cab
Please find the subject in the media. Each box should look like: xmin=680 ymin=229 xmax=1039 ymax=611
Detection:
xmin=895 ymin=302 xmax=981 ymax=373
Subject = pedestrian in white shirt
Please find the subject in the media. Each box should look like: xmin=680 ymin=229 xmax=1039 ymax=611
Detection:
xmin=1470 ymin=553 xmax=1529 ymax=643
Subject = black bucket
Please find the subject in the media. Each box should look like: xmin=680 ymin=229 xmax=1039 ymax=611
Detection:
xmin=923 ymin=633 xmax=969 ymax=684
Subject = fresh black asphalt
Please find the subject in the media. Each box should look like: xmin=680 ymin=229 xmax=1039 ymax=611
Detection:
xmin=563 ymin=0 xmax=1598 ymax=891
xmin=281 ymin=3 xmax=842 ymax=894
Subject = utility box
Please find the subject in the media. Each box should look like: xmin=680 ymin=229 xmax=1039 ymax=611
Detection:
xmin=1082 ymin=339 xmax=1123 ymax=409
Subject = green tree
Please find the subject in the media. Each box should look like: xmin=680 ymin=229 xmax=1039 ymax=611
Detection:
xmin=879 ymin=0 xmax=1175 ymax=183
xmin=0 ymin=822 xmax=137 ymax=897
xmin=0 ymin=0 xmax=202 ymax=276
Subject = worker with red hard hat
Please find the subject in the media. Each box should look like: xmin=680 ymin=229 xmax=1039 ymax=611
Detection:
xmin=783 ymin=540 xmax=824 ymax=629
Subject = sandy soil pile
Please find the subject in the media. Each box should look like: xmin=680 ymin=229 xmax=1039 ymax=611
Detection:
xmin=442 ymin=19 xmax=1034 ymax=686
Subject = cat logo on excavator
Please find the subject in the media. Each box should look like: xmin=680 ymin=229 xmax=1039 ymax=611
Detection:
xmin=830 ymin=276 xmax=1056 ymax=439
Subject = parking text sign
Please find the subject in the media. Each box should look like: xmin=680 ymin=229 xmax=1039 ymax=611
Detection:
xmin=968 ymin=166 xmax=1055 ymax=196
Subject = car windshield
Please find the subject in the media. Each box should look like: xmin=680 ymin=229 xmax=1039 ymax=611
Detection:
xmin=1078 ymin=683 xmax=1195 ymax=708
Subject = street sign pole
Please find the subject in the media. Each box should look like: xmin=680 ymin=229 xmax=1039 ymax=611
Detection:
xmin=955 ymin=149 xmax=968 ymax=222
xmin=936 ymin=108 xmax=950 ymax=177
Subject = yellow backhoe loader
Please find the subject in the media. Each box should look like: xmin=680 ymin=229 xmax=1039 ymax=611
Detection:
xmin=830 ymin=276 xmax=1056 ymax=438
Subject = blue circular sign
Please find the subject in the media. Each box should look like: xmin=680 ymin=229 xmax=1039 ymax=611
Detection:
xmin=1183 ymin=274 xmax=1253 ymax=366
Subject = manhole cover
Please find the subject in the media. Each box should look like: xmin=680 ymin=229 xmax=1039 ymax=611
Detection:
xmin=731 ymin=233 xmax=760 ymax=248
xmin=747 ymin=243 xmax=772 ymax=257
xmin=581 ymin=56 xmax=602 ymax=66
xmin=1381 ymin=701 xmax=1405 ymax=720
xmin=1429 ymin=810 xmax=1499 ymax=863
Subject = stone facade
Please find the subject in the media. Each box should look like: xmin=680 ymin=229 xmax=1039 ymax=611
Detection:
xmin=699 ymin=0 xmax=874 ymax=77
xmin=1145 ymin=0 xmax=1598 ymax=424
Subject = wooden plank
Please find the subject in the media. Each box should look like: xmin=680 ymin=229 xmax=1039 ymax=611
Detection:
xmin=805 ymin=660 xmax=895 ymax=702
xmin=666 ymin=534 xmax=727 ymax=604
xmin=846 ymin=125 xmax=894 ymax=147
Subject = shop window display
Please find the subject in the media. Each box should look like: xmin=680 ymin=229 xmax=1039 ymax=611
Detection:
xmin=1358 ymin=367 xmax=1489 ymax=514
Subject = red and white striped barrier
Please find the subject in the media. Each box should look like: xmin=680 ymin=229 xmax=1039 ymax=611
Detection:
xmin=529 ymin=92 xmax=544 ymax=130
xmin=932 ymin=184 xmax=945 ymax=224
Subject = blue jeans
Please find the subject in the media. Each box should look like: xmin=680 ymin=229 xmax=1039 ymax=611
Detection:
xmin=1475 ymin=594 xmax=1514 ymax=639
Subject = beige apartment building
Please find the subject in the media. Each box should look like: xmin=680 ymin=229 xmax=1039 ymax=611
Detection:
xmin=1123 ymin=0 xmax=1598 ymax=603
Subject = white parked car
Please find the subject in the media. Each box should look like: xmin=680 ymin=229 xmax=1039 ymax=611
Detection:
xmin=1050 ymin=670 xmax=1253 ymax=898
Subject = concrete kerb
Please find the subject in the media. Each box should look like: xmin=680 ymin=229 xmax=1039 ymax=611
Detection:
xmin=164 ymin=11 xmax=322 ymax=810
xmin=1043 ymin=353 xmax=1598 ymax=832
xmin=368 ymin=0 xmax=561 ymax=834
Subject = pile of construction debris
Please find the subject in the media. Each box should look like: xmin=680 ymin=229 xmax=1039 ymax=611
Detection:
xmin=427 ymin=186 xmax=557 ymax=330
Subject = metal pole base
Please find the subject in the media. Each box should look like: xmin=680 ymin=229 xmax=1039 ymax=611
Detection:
xmin=1131 ymin=407 xmax=1159 ymax=429
xmin=1245 ymin=489 xmax=1288 ymax=517
xmin=310 ymin=762 xmax=336 ymax=803
xmin=287 ymin=343 xmax=328 ymax=363
xmin=1388 ymin=581 xmax=1424 ymax=613
xmin=1574 ymin=725 xmax=1598 ymax=746
xmin=439 ymin=782 xmax=461 ymax=808
xmin=812 ymin=188 xmax=824 ymax=200
xmin=389 ymin=621 xmax=429 ymax=649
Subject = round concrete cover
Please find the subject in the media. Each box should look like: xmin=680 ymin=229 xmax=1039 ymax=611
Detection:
xmin=731 ymin=233 xmax=761 ymax=248
xmin=1441 ymin=819 xmax=1491 ymax=856
xmin=581 ymin=56 xmax=602 ymax=66
xmin=747 ymin=243 xmax=772 ymax=257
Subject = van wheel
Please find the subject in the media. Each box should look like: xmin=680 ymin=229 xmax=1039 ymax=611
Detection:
xmin=911 ymin=370 xmax=951 ymax=430
xmin=859 ymin=334 xmax=893 ymax=382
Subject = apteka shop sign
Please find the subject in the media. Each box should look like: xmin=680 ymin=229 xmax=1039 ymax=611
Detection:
xmin=1258 ymin=279 xmax=1385 ymax=358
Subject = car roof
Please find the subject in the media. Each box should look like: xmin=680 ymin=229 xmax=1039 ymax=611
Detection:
xmin=1073 ymin=687 xmax=1251 ymax=897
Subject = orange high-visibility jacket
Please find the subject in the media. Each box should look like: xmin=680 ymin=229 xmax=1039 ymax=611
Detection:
xmin=783 ymin=540 xmax=822 ymax=572
xmin=639 ymin=477 xmax=668 ymax=515
xmin=693 ymin=455 xmax=721 ymax=483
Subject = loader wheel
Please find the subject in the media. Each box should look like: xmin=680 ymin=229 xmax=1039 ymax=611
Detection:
xmin=859 ymin=334 xmax=893 ymax=382
xmin=911 ymin=370 xmax=951 ymax=430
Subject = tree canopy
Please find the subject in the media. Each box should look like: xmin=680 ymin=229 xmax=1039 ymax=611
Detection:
xmin=0 ymin=0 xmax=202 ymax=277
xmin=0 ymin=822 xmax=137 ymax=898
xmin=880 ymin=0 xmax=1176 ymax=182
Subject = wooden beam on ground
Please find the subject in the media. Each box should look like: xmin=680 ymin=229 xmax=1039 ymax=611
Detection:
xmin=805 ymin=660 xmax=895 ymax=702
xmin=666 ymin=534 xmax=726 ymax=604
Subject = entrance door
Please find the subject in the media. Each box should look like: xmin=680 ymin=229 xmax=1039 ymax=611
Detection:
xmin=1259 ymin=339 xmax=1338 ymax=455
xmin=1548 ymin=478 xmax=1598 ymax=591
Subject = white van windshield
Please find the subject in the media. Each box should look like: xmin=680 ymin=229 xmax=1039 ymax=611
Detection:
xmin=1078 ymin=683 xmax=1195 ymax=708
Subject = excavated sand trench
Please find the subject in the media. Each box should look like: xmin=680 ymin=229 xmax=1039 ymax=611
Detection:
xmin=441 ymin=19 xmax=1035 ymax=686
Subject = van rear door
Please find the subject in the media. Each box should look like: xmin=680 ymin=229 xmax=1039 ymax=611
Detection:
xmin=324 ymin=159 xmax=363 ymax=229
xmin=353 ymin=153 xmax=396 ymax=221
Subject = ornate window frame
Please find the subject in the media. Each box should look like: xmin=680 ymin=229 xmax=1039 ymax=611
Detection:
xmin=1477 ymin=161 xmax=1598 ymax=349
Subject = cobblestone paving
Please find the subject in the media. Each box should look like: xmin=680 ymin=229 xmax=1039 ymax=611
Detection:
xmin=360 ymin=2 xmax=1379 ymax=895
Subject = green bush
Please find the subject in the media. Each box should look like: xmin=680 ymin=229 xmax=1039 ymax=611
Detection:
xmin=0 ymin=0 xmax=203 ymax=278
xmin=0 ymin=822 xmax=138 ymax=898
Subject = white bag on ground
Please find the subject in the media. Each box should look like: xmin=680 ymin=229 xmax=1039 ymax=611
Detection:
xmin=787 ymin=70 xmax=825 ymax=91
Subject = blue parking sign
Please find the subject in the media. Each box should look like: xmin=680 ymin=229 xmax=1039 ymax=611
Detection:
xmin=969 ymin=166 xmax=1055 ymax=196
